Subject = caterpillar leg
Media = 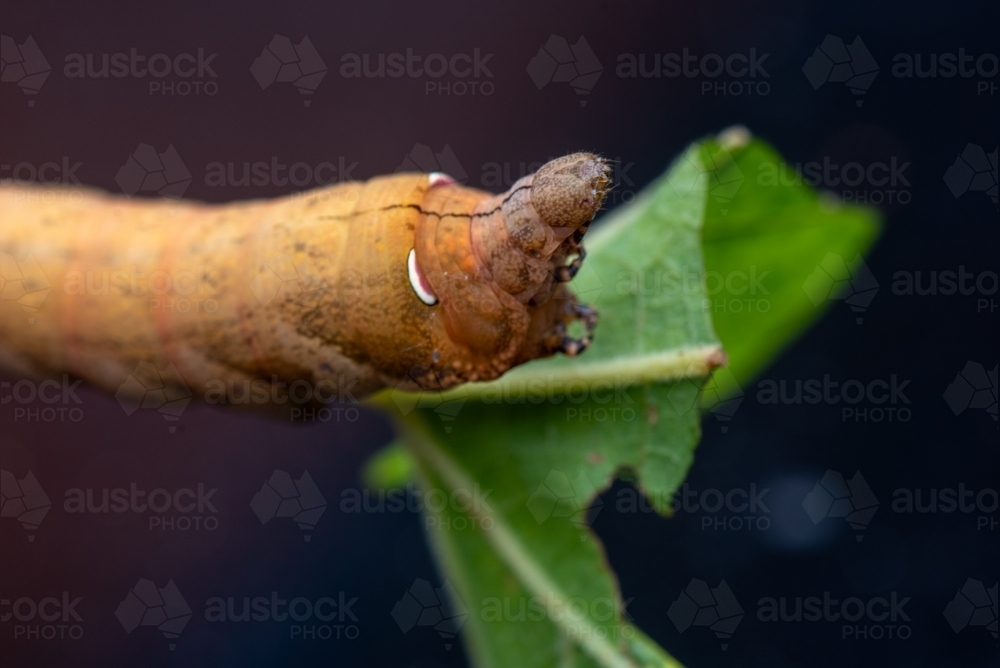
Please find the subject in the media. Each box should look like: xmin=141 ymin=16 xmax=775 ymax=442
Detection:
xmin=557 ymin=302 xmax=598 ymax=356
xmin=554 ymin=244 xmax=587 ymax=283
xmin=534 ymin=298 xmax=598 ymax=359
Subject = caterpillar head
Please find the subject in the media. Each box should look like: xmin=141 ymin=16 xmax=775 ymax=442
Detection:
xmin=473 ymin=153 xmax=610 ymax=303
xmin=413 ymin=153 xmax=608 ymax=381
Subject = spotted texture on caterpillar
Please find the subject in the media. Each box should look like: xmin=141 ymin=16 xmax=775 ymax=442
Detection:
xmin=0 ymin=153 xmax=609 ymax=403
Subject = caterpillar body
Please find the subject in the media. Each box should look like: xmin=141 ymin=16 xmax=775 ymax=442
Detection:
xmin=0 ymin=154 xmax=609 ymax=404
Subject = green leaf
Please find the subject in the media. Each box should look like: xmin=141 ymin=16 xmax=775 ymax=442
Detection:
xmin=698 ymin=131 xmax=881 ymax=396
xmin=372 ymin=141 xmax=720 ymax=668
xmin=367 ymin=130 xmax=880 ymax=667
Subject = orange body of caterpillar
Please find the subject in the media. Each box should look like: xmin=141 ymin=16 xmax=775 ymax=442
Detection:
xmin=0 ymin=154 xmax=609 ymax=404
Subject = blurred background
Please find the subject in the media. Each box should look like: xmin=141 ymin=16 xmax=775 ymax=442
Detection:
xmin=1 ymin=1 xmax=996 ymax=666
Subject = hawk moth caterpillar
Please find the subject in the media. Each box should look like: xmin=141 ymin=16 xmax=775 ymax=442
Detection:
xmin=0 ymin=153 xmax=609 ymax=405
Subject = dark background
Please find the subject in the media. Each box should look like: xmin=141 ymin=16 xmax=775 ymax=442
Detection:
xmin=1 ymin=1 xmax=996 ymax=667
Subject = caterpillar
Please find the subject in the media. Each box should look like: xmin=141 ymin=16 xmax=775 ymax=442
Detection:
xmin=0 ymin=153 xmax=609 ymax=404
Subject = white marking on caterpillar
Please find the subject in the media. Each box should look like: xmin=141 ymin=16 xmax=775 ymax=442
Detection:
xmin=427 ymin=172 xmax=455 ymax=188
xmin=408 ymin=248 xmax=438 ymax=306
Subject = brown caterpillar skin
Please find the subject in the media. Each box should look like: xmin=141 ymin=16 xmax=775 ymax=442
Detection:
xmin=0 ymin=154 xmax=608 ymax=403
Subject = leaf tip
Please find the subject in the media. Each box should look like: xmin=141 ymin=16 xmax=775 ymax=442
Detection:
xmin=716 ymin=125 xmax=751 ymax=151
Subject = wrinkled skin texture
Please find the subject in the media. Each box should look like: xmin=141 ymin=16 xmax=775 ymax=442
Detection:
xmin=0 ymin=154 xmax=609 ymax=406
